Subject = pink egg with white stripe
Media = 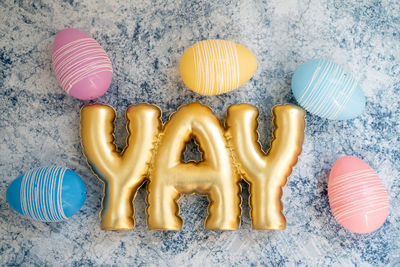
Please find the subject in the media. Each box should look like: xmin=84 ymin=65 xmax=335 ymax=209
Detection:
xmin=328 ymin=156 xmax=389 ymax=234
xmin=52 ymin=28 xmax=112 ymax=100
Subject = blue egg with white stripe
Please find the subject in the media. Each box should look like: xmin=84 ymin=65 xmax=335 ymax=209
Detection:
xmin=291 ymin=59 xmax=365 ymax=120
xmin=6 ymin=167 xmax=86 ymax=222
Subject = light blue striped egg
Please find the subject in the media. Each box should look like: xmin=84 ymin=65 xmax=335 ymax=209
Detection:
xmin=6 ymin=167 xmax=86 ymax=222
xmin=291 ymin=59 xmax=365 ymax=120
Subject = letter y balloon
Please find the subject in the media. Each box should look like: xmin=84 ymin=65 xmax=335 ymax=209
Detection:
xmin=80 ymin=102 xmax=306 ymax=230
xmin=226 ymin=104 xmax=306 ymax=229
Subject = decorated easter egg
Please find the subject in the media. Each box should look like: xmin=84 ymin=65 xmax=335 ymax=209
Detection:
xmin=180 ymin=40 xmax=257 ymax=95
xmin=6 ymin=167 xmax=86 ymax=222
xmin=291 ymin=59 xmax=365 ymax=120
xmin=328 ymin=156 xmax=389 ymax=234
xmin=52 ymin=28 xmax=112 ymax=100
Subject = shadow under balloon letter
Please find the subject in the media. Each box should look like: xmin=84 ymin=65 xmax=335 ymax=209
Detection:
xmin=147 ymin=103 xmax=241 ymax=230
xmin=80 ymin=103 xmax=161 ymax=230
xmin=226 ymin=104 xmax=306 ymax=230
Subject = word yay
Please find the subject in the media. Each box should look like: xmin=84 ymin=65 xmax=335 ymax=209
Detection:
xmin=80 ymin=102 xmax=306 ymax=230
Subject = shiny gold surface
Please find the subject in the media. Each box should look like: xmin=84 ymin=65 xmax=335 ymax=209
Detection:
xmin=80 ymin=102 xmax=306 ymax=231
xmin=147 ymin=103 xmax=241 ymax=230
xmin=226 ymin=104 xmax=306 ymax=230
xmin=80 ymin=103 xmax=162 ymax=230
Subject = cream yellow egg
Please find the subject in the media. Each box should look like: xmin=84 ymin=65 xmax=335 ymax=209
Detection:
xmin=180 ymin=40 xmax=257 ymax=95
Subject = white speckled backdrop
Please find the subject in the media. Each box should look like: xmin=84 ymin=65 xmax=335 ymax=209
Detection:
xmin=1 ymin=0 xmax=399 ymax=266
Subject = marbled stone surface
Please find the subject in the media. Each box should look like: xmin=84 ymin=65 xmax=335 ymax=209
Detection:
xmin=1 ymin=0 xmax=399 ymax=266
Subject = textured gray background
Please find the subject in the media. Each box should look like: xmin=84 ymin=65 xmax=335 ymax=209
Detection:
xmin=1 ymin=0 xmax=399 ymax=266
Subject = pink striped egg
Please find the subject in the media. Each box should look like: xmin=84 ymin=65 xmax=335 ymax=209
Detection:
xmin=52 ymin=28 xmax=112 ymax=100
xmin=328 ymin=156 xmax=389 ymax=234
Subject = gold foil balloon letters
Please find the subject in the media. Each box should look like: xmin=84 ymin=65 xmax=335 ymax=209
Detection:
xmin=80 ymin=103 xmax=306 ymax=230
xmin=80 ymin=103 xmax=161 ymax=230
xmin=226 ymin=104 xmax=306 ymax=229
xmin=147 ymin=103 xmax=241 ymax=230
